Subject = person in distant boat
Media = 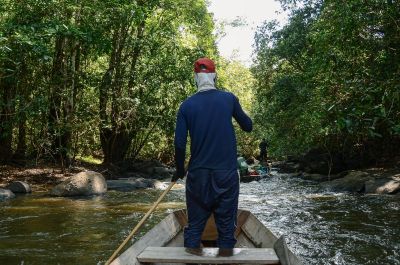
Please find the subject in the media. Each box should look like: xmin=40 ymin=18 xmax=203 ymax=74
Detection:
xmin=259 ymin=138 xmax=268 ymax=162
xmin=172 ymin=58 xmax=253 ymax=257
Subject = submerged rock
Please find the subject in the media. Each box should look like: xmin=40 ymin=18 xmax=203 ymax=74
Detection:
xmin=131 ymin=160 xmax=175 ymax=179
xmin=50 ymin=171 xmax=107 ymax=197
xmin=301 ymin=173 xmax=327 ymax=182
xmin=0 ymin=188 xmax=15 ymax=200
xmin=6 ymin=181 xmax=31 ymax=193
xmin=320 ymin=171 xmax=373 ymax=193
xmin=107 ymin=178 xmax=165 ymax=192
xmin=300 ymin=173 xmax=342 ymax=182
xmin=277 ymin=162 xmax=301 ymax=174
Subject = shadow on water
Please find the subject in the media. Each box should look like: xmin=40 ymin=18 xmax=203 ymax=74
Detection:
xmin=1 ymin=173 xmax=399 ymax=265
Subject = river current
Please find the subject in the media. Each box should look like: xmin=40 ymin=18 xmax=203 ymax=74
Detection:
xmin=0 ymin=170 xmax=399 ymax=265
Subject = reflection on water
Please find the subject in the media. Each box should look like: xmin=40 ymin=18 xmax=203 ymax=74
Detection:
xmin=1 ymin=172 xmax=399 ymax=265
xmin=0 ymin=188 xmax=185 ymax=265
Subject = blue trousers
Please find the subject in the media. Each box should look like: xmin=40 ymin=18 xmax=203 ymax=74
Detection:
xmin=184 ymin=168 xmax=239 ymax=248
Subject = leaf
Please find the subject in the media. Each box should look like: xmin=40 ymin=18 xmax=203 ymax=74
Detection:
xmin=345 ymin=119 xmax=352 ymax=128
xmin=369 ymin=131 xmax=382 ymax=138
xmin=393 ymin=91 xmax=399 ymax=101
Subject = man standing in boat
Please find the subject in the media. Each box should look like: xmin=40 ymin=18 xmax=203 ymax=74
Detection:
xmin=172 ymin=58 xmax=253 ymax=256
xmin=259 ymin=138 xmax=268 ymax=162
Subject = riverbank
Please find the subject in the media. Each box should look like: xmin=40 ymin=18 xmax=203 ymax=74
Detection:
xmin=274 ymin=153 xmax=400 ymax=195
xmin=0 ymin=159 xmax=174 ymax=186
xmin=0 ymin=163 xmax=102 ymax=187
xmin=0 ymin=159 xmax=176 ymax=200
xmin=2 ymin=154 xmax=399 ymax=196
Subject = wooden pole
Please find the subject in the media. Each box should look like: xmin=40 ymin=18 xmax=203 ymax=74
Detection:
xmin=105 ymin=181 xmax=176 ymax=265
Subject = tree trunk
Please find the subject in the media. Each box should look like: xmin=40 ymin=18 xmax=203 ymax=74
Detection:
xmin=99 ymin=25 xmax=129 ymax=165
xmin=48 ymin=36 xmax=68 ymax=165
xmin=99 ymin=14 xmax=149 ymax=165
xmin=13 ymin=61 xmax=29 ymax=161
xmin=100 ymin=126 xmax=131 ymax=165
xmin=0 ymin=85 xmax=15 ymax=163
xmin=0 ymin=61 xmax=16 ymax=163
xmin=48 ymin=36 xmax=82 ymax=167
xmin=13 ymin=110 xmax=27 ymax=160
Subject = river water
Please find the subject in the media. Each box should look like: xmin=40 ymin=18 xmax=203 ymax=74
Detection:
xmin=0 ymin=171 xmax=399 ymax=265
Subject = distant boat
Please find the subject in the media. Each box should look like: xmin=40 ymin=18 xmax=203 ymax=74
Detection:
xmin=240 ymin=168 xmax=270 ymax=182
xmin=237 ymin=156 xmax=271 ymax=182
xmin=110 ymin=209 xmax=303 ymax=265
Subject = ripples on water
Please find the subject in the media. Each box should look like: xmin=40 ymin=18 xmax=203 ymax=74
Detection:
xmin=239 ymin=173 xmax=400 ymax=265
xmin=0 ymin=171 xmax=399 ymax=265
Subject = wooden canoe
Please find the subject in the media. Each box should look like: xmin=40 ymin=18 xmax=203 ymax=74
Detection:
xmin=110 ymin=209 xmax=303 ymax=265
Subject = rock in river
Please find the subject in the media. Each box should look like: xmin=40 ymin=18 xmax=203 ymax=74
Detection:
xmin=365 ymin=174 xmax=400 ymax=194
xmin=107 ymin=178 xmax=166 ymax=192
xmin=320 ymin=170 xmax=373 ymax=193
xmin=0 ymin=188 xmax=15 ymax=200
xmin=321 ymin=170 xmax=400 ymax=194
xmin=6 ymin=181 xmax=31 ymax=193
xmin=50 ymin=171 xmax=107 ymax=197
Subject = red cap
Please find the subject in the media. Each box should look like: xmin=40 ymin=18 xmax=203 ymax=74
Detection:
xmin=194 ymin=58 xmax=216 ymax=73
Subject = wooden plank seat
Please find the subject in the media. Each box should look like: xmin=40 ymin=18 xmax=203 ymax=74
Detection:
xmin=137 ymin=247 xmax=280 ymax=264
xmin=111 ymin=210 xmax=303 ymax=265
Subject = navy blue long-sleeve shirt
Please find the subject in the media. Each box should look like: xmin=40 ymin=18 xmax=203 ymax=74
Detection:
xmin=174 ymin=89 xmax=252 ymax=177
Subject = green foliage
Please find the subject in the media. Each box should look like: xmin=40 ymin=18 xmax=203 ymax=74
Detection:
xmin=217 ymin=57 xmax=258 ymax=157
xmin=253 ymin=0 xmax=400 ymax=158
xmin=75 ymin=155 xmax=102 ymax=165
xmin=0 ymin=0 xmax=217 ymax=164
